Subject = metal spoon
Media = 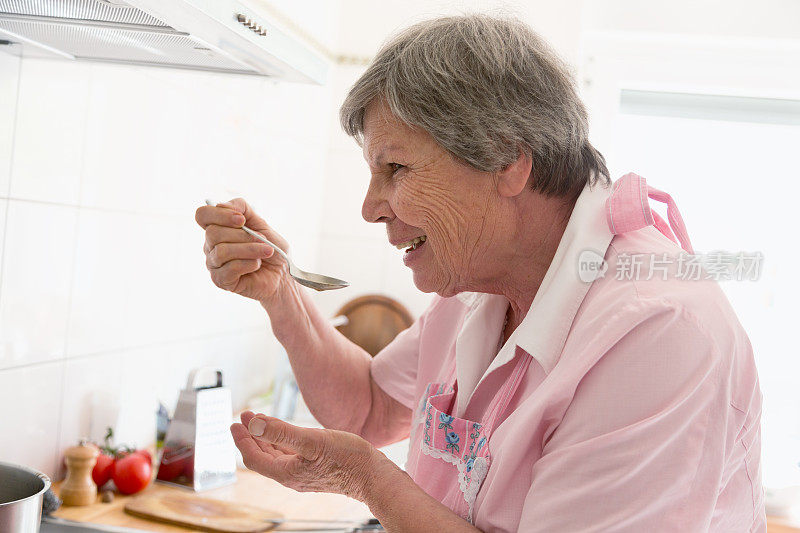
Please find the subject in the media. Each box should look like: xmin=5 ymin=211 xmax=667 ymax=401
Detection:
xmin=205 ymin=199 xmax=349 ymax=291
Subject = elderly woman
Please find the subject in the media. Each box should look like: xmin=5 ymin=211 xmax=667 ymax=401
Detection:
xmin=196 ymin=15 xmax=764 ymax=532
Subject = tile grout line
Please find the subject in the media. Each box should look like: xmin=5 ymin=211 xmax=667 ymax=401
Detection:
xmin=57 ymin=58 xmax=95 ymax=382
xmin=52 ymin=360 xmax=67 ymax=479
xmin=0 ymin=325 xmax=268 ymax=373
xmin=3 ymin=54 xmax=20 ymax=198
xmin=0 ymin=195 xmax=193 ymax=221
xmin=5 ymin=56 xmax=62 ymax=479
xmin=52 ymin=61 xmax=95 ymax=478
xmin=0 ymin=58 xmax=20 ymax=460
xmin=53 ymin=173 xmax=83 ymax=481
xmin=75 ymin=62 xmax=92 ymax=210
xmin=0 ymin=54 xmax=23 ymax=322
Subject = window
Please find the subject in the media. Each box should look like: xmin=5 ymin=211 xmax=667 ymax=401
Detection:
xmin=612 ymin=95 xmax=800 ymax=487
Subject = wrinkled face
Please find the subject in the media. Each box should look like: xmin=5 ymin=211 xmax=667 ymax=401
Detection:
xmin=361 ymin=101 xmax=501 ymax=296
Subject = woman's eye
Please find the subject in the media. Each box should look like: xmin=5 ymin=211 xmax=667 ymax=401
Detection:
xmin=388 ymin=163 xmax=405 ymax=174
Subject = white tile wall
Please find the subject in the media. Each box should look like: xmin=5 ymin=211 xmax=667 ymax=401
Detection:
xmin=57 ymin=351 xmax=125 ymax=472
xmin=0 ymin=50 xmax=19 ymax=196
xmin=10 ymin=59 xmax=90 ymax=205
xmin=0 ymin=54 xmax=333 ymax=479
xmin=319 ymin=151 xmax=381 ymax=240
xmin=0 ymin=362 xmax=63 ymax=478
xmin=0 ymin=201 xmax=78 ymax=369
xmin=0 ymin=199 xmax=6 ymax=308
xmin=79 ymin=65 xmax=173 ymax=215
xmin=65 ymin=209 xmax=135 ymax=357
xmin=314 ymin=235 xmax=388 ymax=317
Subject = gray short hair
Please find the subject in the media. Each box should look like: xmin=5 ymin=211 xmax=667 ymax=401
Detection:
xmin=340 ymin=14 xmax=609 ymax=198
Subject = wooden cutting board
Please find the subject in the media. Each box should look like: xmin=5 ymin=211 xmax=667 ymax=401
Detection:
xmin=124 ymin=493 xmax=283 ymax=533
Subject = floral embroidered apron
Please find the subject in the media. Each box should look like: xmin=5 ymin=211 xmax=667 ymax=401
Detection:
xmin=404 ymin=172 xmax=694 ymax=524
xmin=406 ymin=348 xmax=532 ymax=523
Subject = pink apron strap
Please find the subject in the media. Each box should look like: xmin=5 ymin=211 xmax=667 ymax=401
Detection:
xmin=606 ymin=173 xmax=694 ymax=254
xmin=482 ymin=350 xmax=532 ymax=433
xmin=652 ymin=211 xmax=677 ymax=244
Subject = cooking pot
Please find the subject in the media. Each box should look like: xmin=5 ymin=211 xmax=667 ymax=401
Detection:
xmin=0 ymin=461 xmax=51 ymax=532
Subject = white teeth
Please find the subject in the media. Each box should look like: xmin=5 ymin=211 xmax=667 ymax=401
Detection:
xmin=395 ymin=235 xmax=427 ymax=250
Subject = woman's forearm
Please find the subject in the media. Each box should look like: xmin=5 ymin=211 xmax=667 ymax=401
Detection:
xmin=363 ymin=456 xmax=482 ymax=533
xmin=262 ymin=281 xmax=374 ymax=434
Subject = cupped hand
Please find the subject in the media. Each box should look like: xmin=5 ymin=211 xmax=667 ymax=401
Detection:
xmin=231 ymin=411 xmax=382 ymax=501
xmin=195 ymin=198 xmax=293 ymax=304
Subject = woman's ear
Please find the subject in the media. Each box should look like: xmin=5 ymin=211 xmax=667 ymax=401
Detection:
xmin=496 ymin=149 xmax=533 ymax=198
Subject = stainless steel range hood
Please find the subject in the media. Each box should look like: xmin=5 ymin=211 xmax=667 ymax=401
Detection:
xmin=0 ymin=0 xmax=328 ymax=83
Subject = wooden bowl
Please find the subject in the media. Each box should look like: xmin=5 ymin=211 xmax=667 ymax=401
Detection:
xmin=333 ymin=295 xmax=414 ymax=356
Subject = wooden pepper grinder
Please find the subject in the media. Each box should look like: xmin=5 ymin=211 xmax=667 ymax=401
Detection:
xmin=61 ymin=442 xmax=99 ymax=506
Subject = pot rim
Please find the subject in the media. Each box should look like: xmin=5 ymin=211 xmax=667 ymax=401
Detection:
xmin=0 ymin=461 xmax=51 ymax=507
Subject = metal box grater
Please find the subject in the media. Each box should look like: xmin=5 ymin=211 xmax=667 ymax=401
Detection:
xmin=156 ymin=368 xmax=237 ymax=491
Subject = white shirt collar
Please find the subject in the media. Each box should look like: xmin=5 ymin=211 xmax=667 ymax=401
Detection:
xmin=454 ymin=179 xmax=613 ymax=416
xmin=512 ymin=178 xmax=613 ymax=374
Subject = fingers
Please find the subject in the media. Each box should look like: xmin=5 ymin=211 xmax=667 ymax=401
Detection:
xmin=206 ymin=242 xmax=273 ymax=269
xmin=200 ymin=198 xmax=288 ymax=244
xmin=195 ymin=203 xmax=246 ymax=230
xmin=223 ymin=198 xmax=272 ymax=232
xmin=209 ymin=259 xmax=262 ymax=290
xmin=240 ymin=410 xmax=256 ymax=426
xmin=231 ymin=423 xmax=286 ymax=479
xmin=231 ymin=421 xmax=302 ymax=485
xmin=231 ymin=413 xmax=375 ymax=497
xmin=238 ymin=412 xmax=281 ymax=457
xmin=196 ymin=198 xmax=270 ymax=233
xmin=197 ymin=198 xmax=289 ymax=262
xmin=200 ymin=206 xmax=286 ymax=253
xmin=204 ymin=225 xmax=254 ymax=249
xmin=240 ymin=412 xmax=296 ymax=458
xmin=231 ymin=422 xmax=282 ymax=459
xmin=247 ymin=415 xmax=322 ymax=461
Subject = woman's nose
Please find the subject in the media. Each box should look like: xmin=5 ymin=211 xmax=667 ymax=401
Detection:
xmin=362 ymin=178 xmax=394 ymax=223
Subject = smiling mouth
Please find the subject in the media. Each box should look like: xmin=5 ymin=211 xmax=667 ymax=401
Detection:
xmin=395 ymin=235 xmax=427 ymax=252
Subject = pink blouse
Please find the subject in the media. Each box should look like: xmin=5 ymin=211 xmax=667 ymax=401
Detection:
xmin=370 ymin=179 xmax=766 ymax=532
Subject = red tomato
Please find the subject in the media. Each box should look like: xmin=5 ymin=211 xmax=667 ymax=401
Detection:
xmin=112 ymin=453 xmax=152 ymax=494
xmin=114 ymin=449 xmax=151 ymax=464
xmin=133 ymin=449 xmax=152 ymax=466
xmin=92 ymin=453 xmax=115 ymax=488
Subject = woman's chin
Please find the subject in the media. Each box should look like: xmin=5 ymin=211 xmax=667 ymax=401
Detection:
xmin=406 ymin=247 xmax=454 ymax=295
xmin=411 ymin=269 xmax=457 ymax=297
xmin=411 ymin=268 xmax=437 ymax=294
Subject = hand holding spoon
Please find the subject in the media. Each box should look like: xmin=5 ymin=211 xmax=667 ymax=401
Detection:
xmin=205 ymin=199 xmax=349 ymax=291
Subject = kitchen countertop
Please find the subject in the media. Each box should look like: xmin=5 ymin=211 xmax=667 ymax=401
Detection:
xmin=770 ymin=517 xmax=800 ymax=533
xmin=51 ymin=468 xmax=372 ymax=532
xmin=50 ymin=469 xmax=800 ymax=532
